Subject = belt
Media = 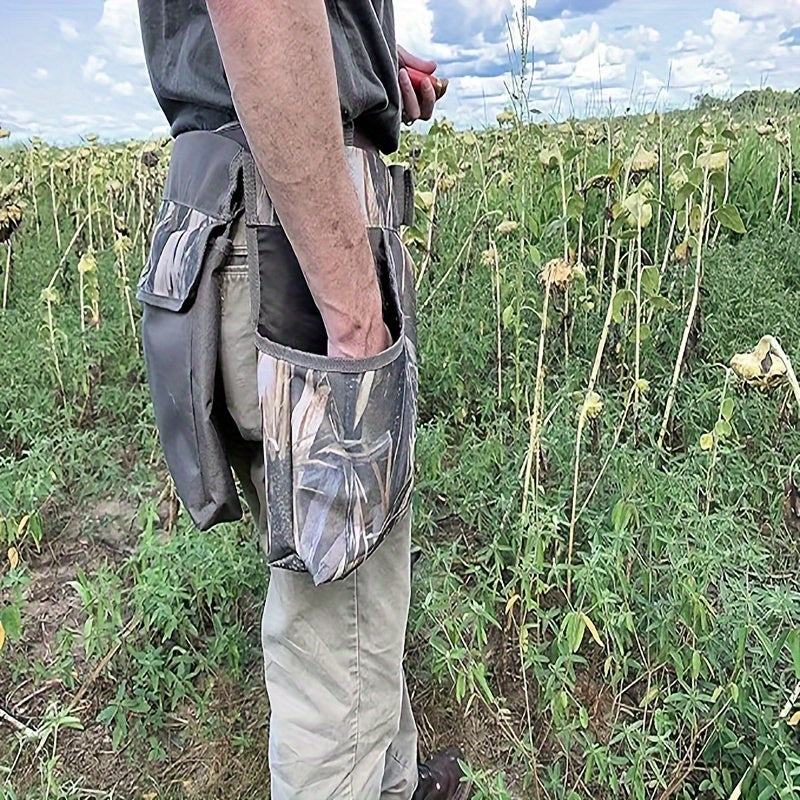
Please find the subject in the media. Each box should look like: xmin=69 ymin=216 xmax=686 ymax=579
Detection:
xmin=217 ymin=121 xmax=413 ymax=235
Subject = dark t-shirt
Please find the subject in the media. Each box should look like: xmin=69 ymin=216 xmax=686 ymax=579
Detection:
xmin=137 ymin=0 xmax=402 ymax=153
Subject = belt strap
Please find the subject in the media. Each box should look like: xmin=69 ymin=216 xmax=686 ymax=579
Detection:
xmin=389 ymin=164 xmax=415 ymax=229
xmin=216 ymin=122 xmax=415 ymax=230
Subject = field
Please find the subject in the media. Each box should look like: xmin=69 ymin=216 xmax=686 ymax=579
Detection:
xmin=1 ymin=88 xmax=800 ymax=799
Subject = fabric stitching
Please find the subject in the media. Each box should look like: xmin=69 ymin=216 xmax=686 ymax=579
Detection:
xmin=349 ymin=569 xmax=361 ymax=800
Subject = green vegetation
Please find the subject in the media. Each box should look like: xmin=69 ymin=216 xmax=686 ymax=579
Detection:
xmin=1 ymin=92 xmax=799 ymax=799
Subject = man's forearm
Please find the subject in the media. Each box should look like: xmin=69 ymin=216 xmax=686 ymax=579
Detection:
xmin=206 ymin=0 xmax=386 ymax=357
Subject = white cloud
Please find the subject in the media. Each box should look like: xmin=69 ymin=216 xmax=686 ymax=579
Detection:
xmin=58 ymin=18 xmax=79 ymax=41
xmin=96 ymin=0 xmax=147 ymax=67
xmin=112 ymin=81 xmax=135 ymax=96
xmin=670 ymin=3 xmax=799 ymax=96
xmin=82 ymin=55 xmax=113 ymax=86
xmin=731 ymin=0 xmax=800 ymax=24
xmin=34 ymin=68 xmax=49 ymax=81
xmin=674 ymin=30 xmax=713 ymax=53
xmin=2 ymin=108 xmax=35 ymax=125
xmin=567 ymin=42 xmax=631 ymax=87
xmin=395 ymin=0 xmax=436 ymax=57
xmin=626 ymin=25 xmax=660 ymax=45
xmin=560 ymin=23 xmax=600 ymax=61
xmin=670 ymin=52 xmax=729 ymax=89
xmin=530 ymin=17 xmax=566 ymax=54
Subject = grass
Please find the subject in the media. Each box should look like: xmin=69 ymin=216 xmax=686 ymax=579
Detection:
xmin=1 ymin=89 xmax=800 ymax=799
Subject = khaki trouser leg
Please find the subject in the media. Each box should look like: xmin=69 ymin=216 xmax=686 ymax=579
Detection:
xmin=219 ymin=264 xmax=419 ymax=800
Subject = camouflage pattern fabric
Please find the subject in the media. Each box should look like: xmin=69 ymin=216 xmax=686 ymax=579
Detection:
xmin=243 ymin=147 xmax=418 ymax=585
xmin=137 ymin=202 xmax=228 ymax=309
xmin=137 ymin=129 xmax=244 ymax=311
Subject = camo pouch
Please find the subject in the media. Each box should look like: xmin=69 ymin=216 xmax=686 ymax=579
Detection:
xmin=137 ymin=130 xmax=245 ymax=530
xmin=242 ymin=146 xmax=418 ymax=584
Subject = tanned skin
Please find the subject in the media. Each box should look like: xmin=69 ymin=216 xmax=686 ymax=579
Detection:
xmin=206 ymin=0 xmax=435 ymax=359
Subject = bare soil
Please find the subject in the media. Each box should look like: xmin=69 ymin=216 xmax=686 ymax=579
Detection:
xmin=2 ymin=502 xmax=530 ymax=799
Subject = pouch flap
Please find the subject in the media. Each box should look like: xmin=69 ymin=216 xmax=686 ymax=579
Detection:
xmin=137 ymin=131 xmax=244 ymax=311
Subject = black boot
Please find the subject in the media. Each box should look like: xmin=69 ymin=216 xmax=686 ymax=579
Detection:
xmin=412 ymin=748 xmax=473 ymax=800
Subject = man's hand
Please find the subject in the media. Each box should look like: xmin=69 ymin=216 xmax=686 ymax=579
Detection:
xmin=328 ymin=322 xmax=392 ymax=360
xmin=398 ymin=45 xmax=437 ymax=124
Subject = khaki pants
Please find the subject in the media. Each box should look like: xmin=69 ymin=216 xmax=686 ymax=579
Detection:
xmin=217 ymin=256 xmax=419 ymax=799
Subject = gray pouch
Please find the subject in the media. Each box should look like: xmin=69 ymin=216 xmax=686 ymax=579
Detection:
xmin=242 ymin=146 xmax=418 ymax=584
xmin=137 ymin=130 xmax=245 ymax=530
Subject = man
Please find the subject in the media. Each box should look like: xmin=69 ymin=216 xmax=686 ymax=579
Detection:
xmin=136 ymin=1 xmax=470 ymax=798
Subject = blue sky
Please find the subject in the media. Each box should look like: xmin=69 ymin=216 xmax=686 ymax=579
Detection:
xmin=1 ymin=0 xmax=799 ymax=143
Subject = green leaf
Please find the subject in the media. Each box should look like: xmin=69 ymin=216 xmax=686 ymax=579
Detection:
xmin=611 ymin=499 xmax=635 ymax=533
xmin=612 ymin=289 xmax=635 ymax=323
xmin=628 ymin=324 xmax=651 ymax=343
xmin=565 ymin=611 xmax=586 ymax=653
xmin=691 ymin=650 xmax=702 ymax=680
xmin=0 ymin=606 xmax=21 ymax=641
xmin=688 ymin=167 xmax=704 ymax=187
xmin=641 ymin=266 xmax=660 ymax=296
xmin=648 ymin=295 xmax=677 ymax=312
xmin=715 ymin=419 xmax=732 ymax=438
xmin=788 ymin=630 xmax=800 ymax=679
xmin=700 ymin=432 xmax=715 ymax=451
xmin=716 ymin=204 xmax=746 ymax=234
xmin=709 ymin=170 xmax=727 ymax=197
xmin=566 ymin=194 xmax=585 ymax=220
xmin=97 ymin=704 xmax=118 ymax=725
xmin=688 ymin=123 xmax=705 ymax=145
xmin=640 ymin=685 xmax=660 ymax=707
xmin=675 ymin=181 xmax=696 ymax=210
xmin=721 ymin=397 xmax=735 ymax=422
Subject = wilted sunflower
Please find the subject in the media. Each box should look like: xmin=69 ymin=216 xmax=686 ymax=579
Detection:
xmin=0 ymin=182 xmax=24 ymax=243
xmin=730 ymin=336 xmax=787 ymax=389
xmin=755 ymin=119 xmax=777 ymax=136
xmin=539 ymin=257 xmax=582 ymax=290
xmin=630 ymin=144 xmax=658 ymax=174
xmin=495 ymin=219 xmax=519 ymax=236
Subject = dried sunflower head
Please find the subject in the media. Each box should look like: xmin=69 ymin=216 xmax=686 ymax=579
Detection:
xmin=495 ymin=219 xmax=519 ymax=236
xmin=730 ymin=336 xmax=787 ymax=388
xmin=630 ymin=144 xmax=658 ymax=173
xmin=756 ymin=119 xmax=777 ymax=136
xmin=697 ymin=149 xmax=729 ymax=172
xmin=437 ymin=173 xmax=456 ymax=193
xmin=539 ymin=147 xmax=562 ymax=169
xmin=539 ymin=257 xmax=579 ymax=290
xmin=583 ymin=391 xmax=603 ymax=420
xmin=0 ymin=182 xmax=24 ymax=243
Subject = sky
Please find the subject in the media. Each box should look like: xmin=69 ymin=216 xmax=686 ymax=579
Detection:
xmin=0 ymin=0 xmax=799 ymax=144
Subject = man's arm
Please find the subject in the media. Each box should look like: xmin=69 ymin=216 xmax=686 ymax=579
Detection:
xmin=206 ymin=0 xmax=388 ymax=359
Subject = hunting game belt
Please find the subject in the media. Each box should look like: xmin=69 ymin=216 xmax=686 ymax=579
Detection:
xmin=136 ymin=123 xmax=419 ymax=585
